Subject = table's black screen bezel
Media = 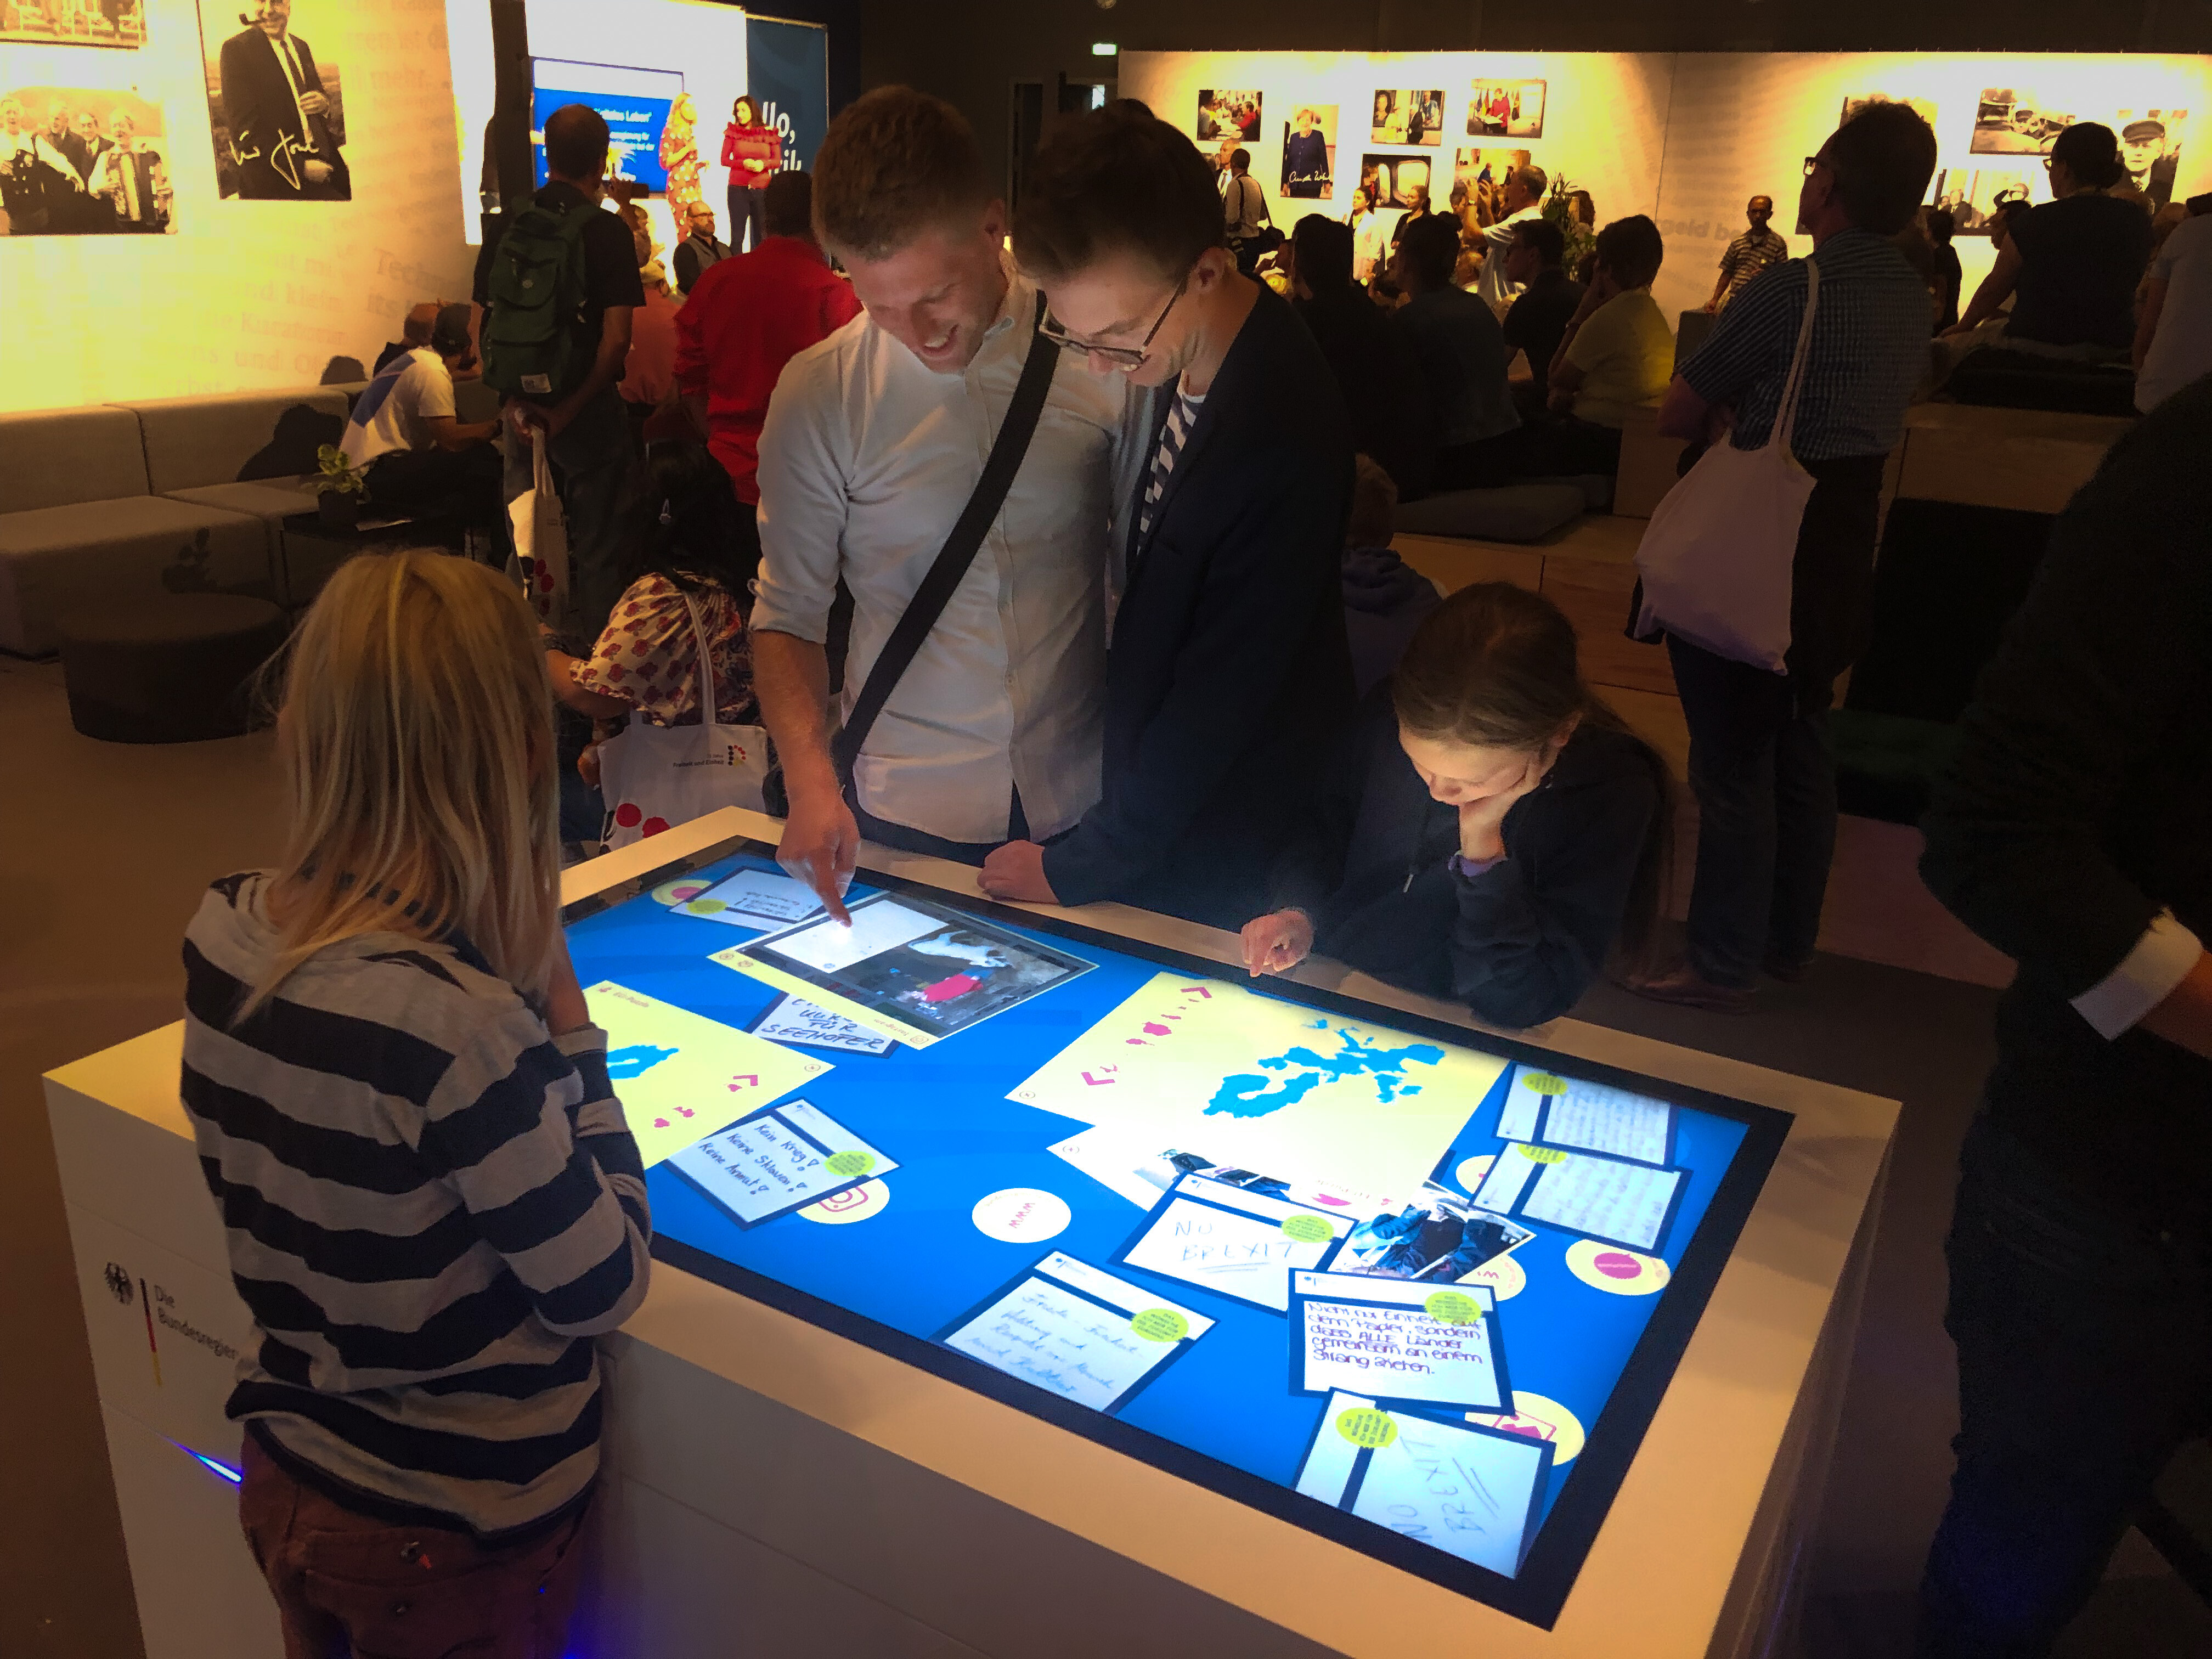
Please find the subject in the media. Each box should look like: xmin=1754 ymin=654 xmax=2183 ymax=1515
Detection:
xmin=568 ymin=834 xmax=1793 ymax=1630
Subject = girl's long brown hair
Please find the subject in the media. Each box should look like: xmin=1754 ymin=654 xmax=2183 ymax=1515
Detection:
xmin=240 ymin=550 xmax=561 ymax=1018
xmin=1392 ymin=582 xmax=1675 ymax=974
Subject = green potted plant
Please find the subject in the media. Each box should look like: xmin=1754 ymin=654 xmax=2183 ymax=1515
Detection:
xmin=1543 ymin=174 xmax=1599 ymax=279
xmin=313 ymin=444 xmax=366 ymax=531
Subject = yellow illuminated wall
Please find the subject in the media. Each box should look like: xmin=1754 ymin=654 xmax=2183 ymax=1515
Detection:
xmin=1 ymin=0 xmax=475 ymax=413
xmin=1126 ymin=50 xmax=2212 ymax=324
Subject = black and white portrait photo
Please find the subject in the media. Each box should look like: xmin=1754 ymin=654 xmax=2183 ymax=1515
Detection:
xmin=2 ymin=0 xmax=146 ymax=49
xmin=1 ymin=88 xmax=174 ymax=235
xmin=198 ymin=0 xmax=351 ymax=200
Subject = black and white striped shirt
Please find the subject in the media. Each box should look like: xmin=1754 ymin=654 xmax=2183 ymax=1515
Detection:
xmin=180 ymin=872 xmax=651 ymax=1542
xmin=1139 ymin=382 xmax=1205 ymax=541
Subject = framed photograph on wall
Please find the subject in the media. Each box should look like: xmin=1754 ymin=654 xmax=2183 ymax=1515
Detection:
xmin=1926 ymin=166 xmax=2036 ymax=236
xmin=1971 ymin=87 xmax=2076 ymax=156
xmin=1370 ymin=88 xmax=1444 ymax=148
xmin=3 ymin=0 xmax=145 ymax=48
xmin=195 ymin=0 xmax=352 ymax=200
xmin=1197 ymin=88 xmax=1261 ymax=145
xmin=1280 ymin=104 xmax=1337 ymax=200
xmin=1468 ymin=80 xmax=1545 ymax=140
xmin=2115 ymin=109 xmax=2187 ymax=207
xmin=1 ymin=87 xmax=176 ymax=235
xmin=1360 ymin=152 xmax=1434 ymax=211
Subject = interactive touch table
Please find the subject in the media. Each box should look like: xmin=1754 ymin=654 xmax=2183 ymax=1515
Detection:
xmin=47 ymin=808 xmax=1899 ymax=1659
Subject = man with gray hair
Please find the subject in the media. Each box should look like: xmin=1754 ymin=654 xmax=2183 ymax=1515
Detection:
xmin=0 ymin=98 xmax=41 ymax=234
xmin=89 ymin=108 xmax=169 ymax=232
xmin=1474 ymin=162 xmax=1549 ymax=310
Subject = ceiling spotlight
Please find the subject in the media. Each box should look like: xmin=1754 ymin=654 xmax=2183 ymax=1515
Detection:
xmin=1092 ymin=42 xmax=1118 ymax=57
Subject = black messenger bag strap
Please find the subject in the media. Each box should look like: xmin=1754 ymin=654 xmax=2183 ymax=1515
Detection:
xmin=829 ymin=291 xmax=1059 ymax=792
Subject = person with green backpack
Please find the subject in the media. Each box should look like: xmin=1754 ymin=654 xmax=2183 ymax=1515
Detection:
xmin=474 ymin=104 xmax=644 ymax=636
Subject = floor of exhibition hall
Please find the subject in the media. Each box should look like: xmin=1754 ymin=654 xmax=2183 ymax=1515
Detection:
xmin=4 ymin=642 xmax=2209 ymax=1659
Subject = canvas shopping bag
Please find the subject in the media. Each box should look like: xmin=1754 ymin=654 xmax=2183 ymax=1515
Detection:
xmin=1634 ymin=257 xmax=1823 ymax=674
xmin=595 ymin=591 xmax=771 ymax=848
xmin=504 ymin=427 xmax=570 ymax=624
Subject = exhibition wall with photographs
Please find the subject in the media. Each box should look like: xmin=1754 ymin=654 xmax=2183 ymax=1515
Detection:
xmin=3 ymin=0 xmax=825 ymax=413
xmin=1131 ymin=49 xmax=2212 ymax=327
xmin=0 ymin=0 xmax=476 ymax=412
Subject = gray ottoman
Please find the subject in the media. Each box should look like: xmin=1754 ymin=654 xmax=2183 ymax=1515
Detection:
xmin=58 ymin=595 xmax=290 ymax=743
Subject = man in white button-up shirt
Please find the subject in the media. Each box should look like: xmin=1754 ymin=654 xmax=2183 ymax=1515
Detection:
xmin=752 ymin=87 xmax=1136 ymax=915
xmin=1474 ymin=165 xmax=1548 ymax=312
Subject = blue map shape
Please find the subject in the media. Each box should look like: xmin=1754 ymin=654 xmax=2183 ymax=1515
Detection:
xmin=1205 ymin=1028 xmax=1446 ymax=1119
xmin=606 ymin=1043 xmax=678 ymax=1079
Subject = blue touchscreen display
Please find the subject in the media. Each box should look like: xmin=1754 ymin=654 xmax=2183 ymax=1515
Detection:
xmin=565 ymin=839 xmax=1788 ymax=1628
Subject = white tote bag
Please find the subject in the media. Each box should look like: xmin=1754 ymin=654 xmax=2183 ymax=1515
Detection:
xmin=505 ymin=428 xmax=569 ymax=625
xmin=594 ymin=591 xmax=772 ymax=848
xmin=1634 ymin=256 xmax=1822 ymax=674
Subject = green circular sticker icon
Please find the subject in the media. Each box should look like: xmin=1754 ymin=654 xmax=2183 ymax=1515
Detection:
xmin=823 ymin=1149 xmax=874 ymax=1178
xmin=1524 ymin=1073 xmax=1567 ymax=1095
xmin=684 ymin=898 xmax=728 ymax=915
xmin=1426 ymin=1290 xmax=1482 ymax=1325
xmin=1280 ymin=1214 xmax=1334 ymax=1244
xmin=1335 ymin=1407 xmax=1398 ymax=1449
xmin=1130 ymin=1308 xmax=1188 ymax=1343
xmin=1517 ymin=1144 xmax=1568 ymax=1163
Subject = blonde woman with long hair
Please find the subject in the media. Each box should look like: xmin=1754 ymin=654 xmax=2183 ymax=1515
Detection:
xmin=180 ymin=550 xmax=649 ymax=1659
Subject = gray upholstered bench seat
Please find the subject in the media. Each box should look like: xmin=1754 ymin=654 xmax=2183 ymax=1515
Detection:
xmin=58 ymin=593 xmax=290 ymax=743
xmin=166 ymin=478 xmax=322 ymax=520
xmin=127 ymin=387 xmax=350 ymax=604
xmin=0 ymin=496 xmax=269 ymax=656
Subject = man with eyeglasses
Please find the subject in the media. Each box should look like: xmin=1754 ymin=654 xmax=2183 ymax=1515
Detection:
xmin=978 ymin=102 xmax=1355 ymax=929
xmin=1704 ymin=194 xmax=1787 ymax=315
xmin=751 ymin=88 xmax=1140 ymax=911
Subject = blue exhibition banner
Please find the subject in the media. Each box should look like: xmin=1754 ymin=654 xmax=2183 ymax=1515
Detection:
xmin=743 ymin=15 xmax=830 ymax=172
xmin=530 ymin=58 xmax=683 ymax=191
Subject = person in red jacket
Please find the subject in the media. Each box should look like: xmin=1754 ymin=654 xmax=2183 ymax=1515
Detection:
xmin=674 ymin=170 xmax=861 ymax=562
xmin=721 ymin=94 xmax=781 ymax=251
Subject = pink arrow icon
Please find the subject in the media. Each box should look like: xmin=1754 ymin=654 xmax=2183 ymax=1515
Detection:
xmin=1180 ymin=985 xmax=1212 ymax=998
xmin=1081 ymin=1070 xmax=1118 ymax=1086
xmin=726 ymin=1075 xmax=759 ymax=1091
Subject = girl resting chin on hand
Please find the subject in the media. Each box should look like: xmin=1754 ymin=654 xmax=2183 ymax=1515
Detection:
xmin=1242 ymin=582 xmax=1673 ymax=1030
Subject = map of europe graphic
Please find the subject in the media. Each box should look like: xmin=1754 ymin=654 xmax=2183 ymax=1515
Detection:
xmin=1009 ymin=972 xmax=1507 ymax=1198
xmin=1207 ymin=1026 xmax=1443 ymax=1119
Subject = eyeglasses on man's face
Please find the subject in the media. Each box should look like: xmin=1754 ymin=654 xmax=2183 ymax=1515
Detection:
xmin=1040 ymin=264 xmax=1195 ymax=368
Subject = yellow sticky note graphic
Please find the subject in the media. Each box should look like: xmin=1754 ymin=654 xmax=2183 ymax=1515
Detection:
xmin=1007 ymin=971 xmax=1506 ymax=1200
xmin=586 ymin=981 xmax=833 ymax=1168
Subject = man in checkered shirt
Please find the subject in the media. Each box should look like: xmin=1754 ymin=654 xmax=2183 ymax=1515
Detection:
xmin=1627 ymin=102 xmax=1937 ymax=1015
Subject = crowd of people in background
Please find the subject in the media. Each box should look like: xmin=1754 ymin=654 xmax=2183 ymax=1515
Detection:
xmin=182 ymin=76 xmax=2212 ymax=1659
